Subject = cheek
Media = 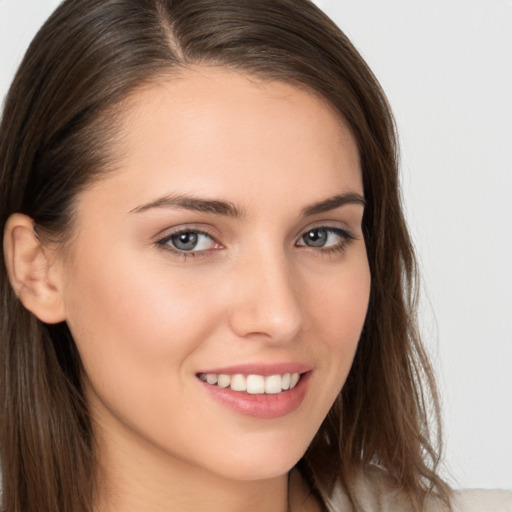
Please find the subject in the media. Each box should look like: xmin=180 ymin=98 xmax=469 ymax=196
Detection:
xmin=311 ymin=258 xmax=370 ymax=342
xmin=61 ymin=248 xmax=221 ymax=393
xmin=61 ymin=250 xmax=231 ymax=456
xmin=306 ymin=255 xmax=371 ymax=389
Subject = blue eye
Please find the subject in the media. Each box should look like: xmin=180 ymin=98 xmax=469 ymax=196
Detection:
xmin=297 ymin=227 xmax=353 ymax=249
xmin=160 ymin=230 xmax=217 ymax=252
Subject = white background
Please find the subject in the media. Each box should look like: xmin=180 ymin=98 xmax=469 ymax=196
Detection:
xmin=1 ymin=0 xmax=511 ymax=490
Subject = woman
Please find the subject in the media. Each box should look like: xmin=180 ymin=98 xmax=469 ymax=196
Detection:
xmin=0 ymin=1 xmax=510 ymax=511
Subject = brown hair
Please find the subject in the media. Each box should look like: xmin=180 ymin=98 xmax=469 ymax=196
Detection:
xmin=0 ymin=1 xmax=450 ymax=511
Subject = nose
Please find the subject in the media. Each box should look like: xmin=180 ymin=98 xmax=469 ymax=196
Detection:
xmin=227 ymin=249 xmax=303 ymax=343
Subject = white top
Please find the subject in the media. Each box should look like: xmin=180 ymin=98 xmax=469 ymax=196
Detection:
xmin=451 ymin=489 xmax=512 ymax=512
xmin=325 ymin=466 xmax=512 ymax=511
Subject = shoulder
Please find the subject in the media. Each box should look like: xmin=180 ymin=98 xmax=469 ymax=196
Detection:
xmin=450 ymin=489 xmax=512 ymax=512
xmin=327 ymin=465 xmax=417 ymax=512
xmin=326 ymin=465 xmax=512 ymax=512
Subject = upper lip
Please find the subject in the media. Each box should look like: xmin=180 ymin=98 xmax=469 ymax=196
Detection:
xmin=197 ymin=362 xmax=313 ymax=376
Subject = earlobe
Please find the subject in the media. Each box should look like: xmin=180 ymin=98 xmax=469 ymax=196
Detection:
xmin=3 ymin=213 xmax=67 ymax=324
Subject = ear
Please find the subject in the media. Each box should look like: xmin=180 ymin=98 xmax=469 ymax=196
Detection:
xmin=3 ymin=213 xmax=66 ymax=324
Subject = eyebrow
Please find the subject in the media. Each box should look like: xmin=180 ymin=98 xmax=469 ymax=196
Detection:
xmin=300 ymin=192 xmax=366 ymax=216
xmin=130 ymin=191 xmax=365 ymax=217
xmin=130 ymin=194 xmax=245 ymax=217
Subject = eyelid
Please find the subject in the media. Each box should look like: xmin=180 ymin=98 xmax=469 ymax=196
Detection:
xmin=295 ymin=220 xmax=357 ymax=240
xmin=294 ymin=224 xmax=357 ymax=254
xmin=154 ymin=223 xmax=219 ymax=243
xmin=155 ymin=225 xmax=223 ymax=257
xmin=153 ymin=221 xmax=358 ymax=260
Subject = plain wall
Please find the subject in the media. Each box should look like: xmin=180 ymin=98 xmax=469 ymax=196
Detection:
xmin=1 ymin=0 xmax=511 ymax=490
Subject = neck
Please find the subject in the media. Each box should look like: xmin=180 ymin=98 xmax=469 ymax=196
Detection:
xmin=93 ymin=422 xmax=290 ymax=512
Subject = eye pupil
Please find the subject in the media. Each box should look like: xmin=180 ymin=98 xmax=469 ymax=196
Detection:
xmin=171 ymin=232 xmax=198 ymax=251
xmin=304 ymin=229 xmax=327 ymax=247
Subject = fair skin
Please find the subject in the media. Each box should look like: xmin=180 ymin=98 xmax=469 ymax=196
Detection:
xmin=5 ymin=68 xmax=370 ymax=512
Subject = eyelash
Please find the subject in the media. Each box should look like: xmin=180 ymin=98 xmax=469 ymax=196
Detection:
xmin=156 ymin=228 xmax=219 ymax=260
xmin=155 ymin=226 xmax=356 ymax=260
xmin=296 ymin=227 xmax=356 ymax=255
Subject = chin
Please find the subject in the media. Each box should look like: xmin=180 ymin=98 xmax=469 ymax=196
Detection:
xmin=216 ymin=457 xmax=299 ymax=483
xmin=200 ymin=431 xmax=311 ymax=482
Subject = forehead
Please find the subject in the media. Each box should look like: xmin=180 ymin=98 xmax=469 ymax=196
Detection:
xmin=79 ymin=67 xmax=362 ymax=216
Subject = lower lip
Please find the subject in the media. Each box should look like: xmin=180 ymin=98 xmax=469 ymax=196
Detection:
xmin=199 ymin=372 xmax=311 ymax=419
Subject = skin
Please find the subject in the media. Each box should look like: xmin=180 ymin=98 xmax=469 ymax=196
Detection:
xmin=9 ymin=68 xmax=371 ymax=512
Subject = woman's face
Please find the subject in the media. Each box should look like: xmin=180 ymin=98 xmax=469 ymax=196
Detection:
xmin=57 ymin=68 xmax=370 ymax=482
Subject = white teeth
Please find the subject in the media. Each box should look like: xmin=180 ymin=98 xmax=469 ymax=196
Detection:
xmin=264 ymin=374 xmax=282 ymax=394
xmin=230 ymin=374 xmax=246 ymax=392
xmin=217 ymin=374 xmax=230 ymax=388
xmin=199 ymin=372 xmax=302 ymax=394
xmin=206 ymin=374 xmax=218 ymax=385
xmin=247 ymin=375 xmax=265 ymax=394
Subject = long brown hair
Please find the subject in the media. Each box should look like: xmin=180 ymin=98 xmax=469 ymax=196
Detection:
xmin=0 ymin=1 xmax=449 ymax=511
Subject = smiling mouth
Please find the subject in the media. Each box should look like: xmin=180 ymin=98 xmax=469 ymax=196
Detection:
xmin=198 ymin=372 xmax=301 ymax=394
